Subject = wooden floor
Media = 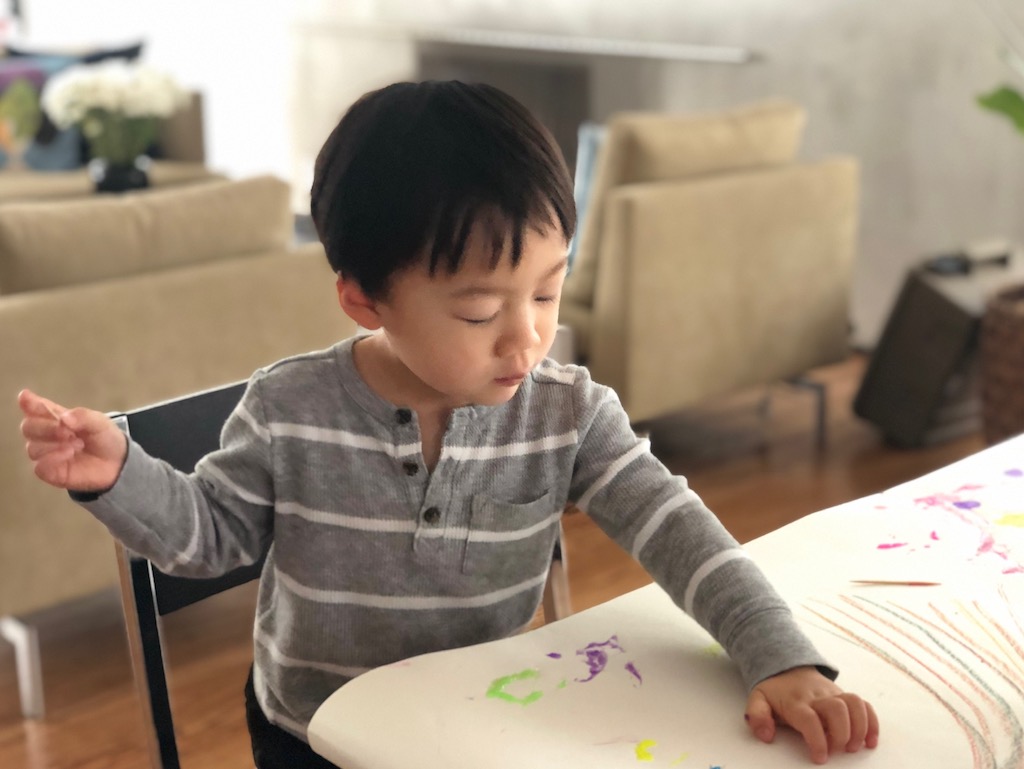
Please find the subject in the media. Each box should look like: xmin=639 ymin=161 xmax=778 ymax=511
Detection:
xmin=0 ymin=353 xmax=985 ymax=769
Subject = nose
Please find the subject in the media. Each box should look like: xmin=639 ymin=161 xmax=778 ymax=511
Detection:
xmin=495 ymin=305 xmax=541 ymax=361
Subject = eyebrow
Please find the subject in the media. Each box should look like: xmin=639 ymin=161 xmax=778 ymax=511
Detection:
xmin=448 ymin=257 xmax=569 ymax=299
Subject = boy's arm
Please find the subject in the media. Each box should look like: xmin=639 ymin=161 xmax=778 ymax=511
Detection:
xmin=19 ymin=378 xmax=275 ymax=579
xmin=567 ymin=369 xmax=835 ymax=691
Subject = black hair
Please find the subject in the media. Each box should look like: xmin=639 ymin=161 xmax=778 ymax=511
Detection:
xmin=310 ymin=80 xmax=576 ymax=299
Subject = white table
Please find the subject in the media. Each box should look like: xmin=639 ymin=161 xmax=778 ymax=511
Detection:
xmin=310 ymin=435 xmax=1024 ymax=768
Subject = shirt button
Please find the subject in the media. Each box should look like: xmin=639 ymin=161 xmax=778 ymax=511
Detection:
xmin=423 ymin=507 xmax=441 ymax=524
xmin=396 ymin=408 xmax=413 ymax=424
xmin=403 ymin=461 xmax=419 ymax=476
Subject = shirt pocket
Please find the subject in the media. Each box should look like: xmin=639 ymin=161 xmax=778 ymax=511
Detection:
xmin=462 ymin=490 xmax=560 ymax=580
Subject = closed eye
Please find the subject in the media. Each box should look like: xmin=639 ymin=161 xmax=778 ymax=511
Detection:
xmin=459 ymin=313 xmax=498 ymax=325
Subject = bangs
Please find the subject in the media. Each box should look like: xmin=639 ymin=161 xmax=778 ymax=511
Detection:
xmin=425 ymin=201 xmax=564 ymax=276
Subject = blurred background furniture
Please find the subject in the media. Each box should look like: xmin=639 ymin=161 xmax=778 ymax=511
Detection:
xmin=558 ymin=99 xmax=859 ymax=425
xmin=0 ymin=175 xmax=355 ymax=717
xmin=0 ymin=91 xmax=216 ymax=203
xmin=855 ymin=245 xmax=1024 ymax=447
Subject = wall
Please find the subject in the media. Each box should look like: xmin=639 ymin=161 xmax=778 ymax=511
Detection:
xmin=20 ymin=0 xmax=1024 ymax=347
xmin=20 ymin=0 xmax=295 ymax=182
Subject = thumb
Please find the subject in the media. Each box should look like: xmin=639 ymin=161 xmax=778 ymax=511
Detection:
xmin=745 ymin=688 xmax=777 ymax=743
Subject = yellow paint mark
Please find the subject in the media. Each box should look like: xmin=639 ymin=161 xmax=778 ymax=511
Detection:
xmin=701 ymin=643 xmax=724 ymax=656
xmin=996 ymin=513 xmax=1024 ymax=527
xmin=635 ymin=739 xmax=657 ymax=762
xmin=670 ymin=752 xmax=689 ymax=765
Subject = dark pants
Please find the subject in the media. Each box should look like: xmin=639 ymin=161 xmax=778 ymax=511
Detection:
xmin=244 ymin=666 xmax=338 ymax=769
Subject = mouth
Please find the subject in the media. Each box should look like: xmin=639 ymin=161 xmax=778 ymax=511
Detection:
xmin=494 ymin=372 xmax=528 ymax=386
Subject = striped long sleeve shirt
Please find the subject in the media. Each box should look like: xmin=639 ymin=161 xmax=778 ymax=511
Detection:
xmin=79 ymin=335 xmax=833 ymax=740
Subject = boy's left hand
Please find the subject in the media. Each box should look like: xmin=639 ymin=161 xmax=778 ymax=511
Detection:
xmin=745 ymin=666 xmax=879 ymax=765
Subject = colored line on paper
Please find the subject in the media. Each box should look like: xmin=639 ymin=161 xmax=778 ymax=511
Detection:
xmin=804 ymin=602 xmax=992 ymax=769
xmin=806 ymin=594 xmax=1024 ymax=769
xmin=851 ymin=580 xmax=942 ymax=587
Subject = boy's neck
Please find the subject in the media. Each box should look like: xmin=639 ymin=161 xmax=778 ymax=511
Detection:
xmin=352 ymin=334 xmax=456 ymax=419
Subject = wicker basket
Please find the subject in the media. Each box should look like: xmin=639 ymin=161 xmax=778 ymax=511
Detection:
xmin=979 ymin=282 xmax=1024 ymax=445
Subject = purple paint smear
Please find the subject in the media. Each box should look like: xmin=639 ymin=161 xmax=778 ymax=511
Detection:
xmin=575 ymin=636 xmax=624 ymax=683
xmin=877 ymin=542 xmax=908 ymax=550
xmin=624 ymin=661 xmax=642 ymax=685
xmin=546 ymin=652 xmax=562 ymax=659
xmin=1006 ymin=468 xmax=1022 ymax=477
xmin=953 ymin=500 xmax=981 ymax=510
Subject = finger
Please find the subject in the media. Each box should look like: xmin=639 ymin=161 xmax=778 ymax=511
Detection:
xmin=744 ymin=689 xmax=777 ymax=743
xmin=865 ymin=701 xmax=880 ymax=748
xmin=18 ymin=389 xmax=68 ymax=421
xmin=786 ymin=705 xmax=830 ymax=765
xmin=21 ymin=416 xmax=76 ymax=443
xmin=839 ymin=694 xmax=869 ymax=751
xmin=33 ymin=447 xmax=74 ymax=486
xmin=59 ymin=406 xmax=110 ymax=436
xmin=27 ymin=439 xmax=84 ymax=461
xmin=813 ymin=698 xmax=851 ymax=755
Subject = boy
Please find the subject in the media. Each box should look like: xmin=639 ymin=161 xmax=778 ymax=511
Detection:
xmin=19 ymin=81 xmax=878 ymax=767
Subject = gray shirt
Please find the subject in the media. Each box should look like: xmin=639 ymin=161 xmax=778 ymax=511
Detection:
xmin=81 ymin=336 xmax=833 ymax=739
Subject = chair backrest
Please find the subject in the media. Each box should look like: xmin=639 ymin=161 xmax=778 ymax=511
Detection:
xmin=112 ymin=380 xmax=254 ymax=769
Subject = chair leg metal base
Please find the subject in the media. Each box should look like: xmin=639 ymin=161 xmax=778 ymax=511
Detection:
xmin=786 ymin=375 xmax=828 ymax=450
xmin=0 ymin=615 xmax=45 ymax=718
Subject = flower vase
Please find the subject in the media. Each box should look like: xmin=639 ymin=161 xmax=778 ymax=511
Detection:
xmin=89 ymin=156 xmax=151 ymax=194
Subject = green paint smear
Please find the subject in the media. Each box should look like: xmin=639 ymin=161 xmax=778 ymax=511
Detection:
xmin=996 ymin=513 xmax=1024 ymax=527
xmin=557 ymin=679 xmax=567 ymax=689
xmin=635 ymin=739 xmax=657 ymax=762
xmin=486 ymin=669 xmax=544 ymax=706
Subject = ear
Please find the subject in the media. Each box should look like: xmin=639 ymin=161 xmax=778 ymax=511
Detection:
xmin=336 ymin=275 xmax=383 ymax=330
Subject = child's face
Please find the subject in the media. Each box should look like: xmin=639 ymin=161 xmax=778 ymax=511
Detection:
xmin=375 ymin=222 xmax=568 ymax=409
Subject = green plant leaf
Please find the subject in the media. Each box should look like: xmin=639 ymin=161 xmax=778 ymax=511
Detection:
xmin=978 ymin=85 xmax=1024 ymax=134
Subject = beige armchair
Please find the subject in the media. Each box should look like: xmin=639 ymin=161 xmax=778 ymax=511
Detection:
xmin=559 ymin=100 xmax=859 ymax=424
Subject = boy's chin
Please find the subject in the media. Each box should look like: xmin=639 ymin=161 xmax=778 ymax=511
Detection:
xmin=466 ymin=385 xmax=522 ymax=407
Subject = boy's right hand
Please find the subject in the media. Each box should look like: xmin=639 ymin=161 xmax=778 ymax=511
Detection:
xmin=18 ymin=389 xmax=128 ymax=493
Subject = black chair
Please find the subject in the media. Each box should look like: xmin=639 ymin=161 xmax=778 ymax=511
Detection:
xmin=112 ymin=380 xmax=571 ymax=769
xmin=112 ymin=381 xmax=255 ymax=769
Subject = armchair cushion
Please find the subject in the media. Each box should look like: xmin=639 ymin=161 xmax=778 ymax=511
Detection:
xmin=0 ymin=174 xmax=293 ymax=295
xmin=563 ymin=99 xmax=808 ymax=307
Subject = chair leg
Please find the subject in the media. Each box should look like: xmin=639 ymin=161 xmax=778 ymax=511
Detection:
xmin=786 ymin=375 xmax=828 ymax=449
xmin=0 ymin=615 xmax=45 ymax=718
xmin=542 ymin=530 xmax=573 ymax=623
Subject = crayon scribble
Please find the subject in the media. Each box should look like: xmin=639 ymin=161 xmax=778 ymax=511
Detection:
xmin=486 ymin=669 xmax=543 ymax=706
xmin=804 ymin=592 xmax=1024 ymax=769
xmin=635 ymin=739 xmax=657 ymax=762
xmin=576 ymin=636 xmax=625 ymax=683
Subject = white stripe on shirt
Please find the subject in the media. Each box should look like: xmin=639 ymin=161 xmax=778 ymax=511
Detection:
xmin=630 ymin=491 xmax=690 ymax=559
xmin=576 ymin=439 xmax=650 ymax=511
xmin=683 ymin=549 xmax=750 ymax=616
xmin=255 ymin=626 xmax=369 ymax=679
xmin=270 ymin=423 xmax=420 ymax=458
xmin=201 ymin=462 xmax=273 ymax=507
xmin=445 ymin=430 xmax=578 ymax=460
xmin=533 ymin=364 xmax=576 ymax=384
xmin=235 ymin=403 xmax=270 ymax=443
xmin=277 ymin=501 xmax=418 ymax=533
xmin=276 ymin=567 xmax=548 ymax=609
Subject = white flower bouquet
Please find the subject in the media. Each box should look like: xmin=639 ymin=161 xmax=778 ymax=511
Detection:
xmin=42 ymin=61 xmax=188 ymax=165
